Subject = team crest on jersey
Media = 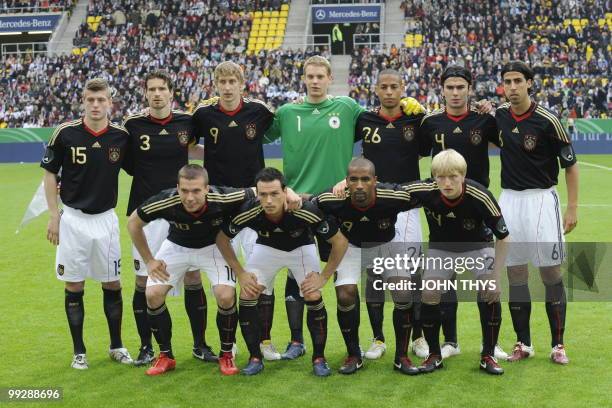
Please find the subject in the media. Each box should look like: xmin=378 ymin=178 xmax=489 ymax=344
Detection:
xmin=134 ymin=260 xmax=141 ymax=271
xmin=317 ymin=222 xmax=330 ymax=235
xmin=378 ymin=218 xmax=391 ymax=230
xmin=470 ymin=129 xmax=483 ymax=145
xmin=290 ymin=228 xmax=305 ymax=238
xmin=523 ymin=134 xmax=537 ymax=151
xmin=57 ymin=264 xmax=64 ymax=276
xmin=108 ymin=146 xmax=121 ymax=163
xmin=329 ymin=116 xmax=341 ymax=129
xmin=229 ymin=223 xmax=239 ymax=235
xmin=403 ymin=125 xmax=415 ymax=142
xmin=177 ymin=131 xmax=190 ymax=146
xmin=245 ymin=123 xmax=257 ymax=140
xmin=463 ymin=218 xmax=476 ymax=231
xmin=211 ymin=217 xmax=223 ymax=227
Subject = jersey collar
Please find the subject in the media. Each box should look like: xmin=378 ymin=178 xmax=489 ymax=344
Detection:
xmin=82 ymin=119 xmax=109 ymax=137
xmin=440 ymin=184 xmax=465 ymax=207
xmin=445 ymin=109 xmax=469 ymax=123
xmin=378 ymin=110 xmax=403 ymax=123
xmin=149 ymin=112 xmax=173 ymax=125
xmin=350 ymin=192 xmax=376 ymax=212
xmin=219 ymin=99 xmax=244 ymax=116
xmin=510 ymin=102 xmax=536 ymax=122
xmin=188 ymin=202 xmax=208 ymax=218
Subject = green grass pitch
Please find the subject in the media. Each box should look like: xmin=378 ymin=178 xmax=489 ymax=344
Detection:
xmin=0 ymin=156 xmax=611 ymax=407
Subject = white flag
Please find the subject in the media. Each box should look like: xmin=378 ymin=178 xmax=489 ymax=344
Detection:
xmin=17 ymin=178 xmax=57 ymax=233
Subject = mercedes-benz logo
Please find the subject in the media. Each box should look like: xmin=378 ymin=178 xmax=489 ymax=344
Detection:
xmin=315 ymin=9 xmax=326 ymax=20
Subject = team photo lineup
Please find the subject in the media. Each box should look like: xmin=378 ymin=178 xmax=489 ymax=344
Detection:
xmin=3 ymin=0 xmax=611 ymax=405
xmin=40 ymin=55 xmax=578 ymax=378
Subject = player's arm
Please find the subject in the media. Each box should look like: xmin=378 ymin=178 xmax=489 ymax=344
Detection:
xmin=563 ymin=163 xmax=579 ymax=234
xmin=550 ymin=115 xmax=579 ymax=234
xmin=40 ymin=130 xmax=64 ymax=246
xmin=43 ymin=170 xmax=60 ymax=245
xmin=127 ymin=210 xmax=168 ymax=281
xmin=215 ymin=230 xmax=261 ymax=298
xmin=263 ymin=109 xmax=282 ymax=143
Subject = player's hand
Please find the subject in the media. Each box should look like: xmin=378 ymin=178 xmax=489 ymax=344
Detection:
xmin=474 ymin=99 xmax=494 ymax=114
xmin=147 ymin=259 xmax=169 ymax=282
xmin=400 ymin=97 xmax=426 ymax=116
xmin=47 ymin=214 xmax=60 ymax=245
xmin=285 ymin=187 xmax=303 ymax=211
xmin=332 ymin=179 xmax=347 ymax=198
xmin=238 ymin=272 xmax=264 ymax=298
xmin=481 ymin=277 xmax=501 ymax=304
xmin=301 ymin=272 xmax=327 ymax=295
xmin=563 ymin=206 xmax=578 ymax=234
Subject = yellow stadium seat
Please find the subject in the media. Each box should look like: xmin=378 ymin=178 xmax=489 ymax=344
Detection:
xmin=268 ymin=22 xmax=277 ymax=29
xmin=271 ymin=10 xmax=279 ymax=17
xmin=602 ymin=78 xmax=609 ymax=86
xmin=276 ymin=29 xmax=285 ymax=36
xmin=257 ymin=37 xmax=265 ymax=44
xmin=87 ymin=16 xmax=95 ymax=23
xmin=263 ymin=11 xmax=271 ymax=17
xmin=252 ymin=19 xmax=260 ymax=26
xmin=571 ymin=18 xmax=580 ymax=26
xmin=280 ymin=10 xmax=288 ymax=18
xmin=568 ymin=38 xmax=576 ymax=47
xmin=598 ymin=18 xmax=605 ymax=27
xmin=563 ymin=19 xmax=570 ymax=28
xmin=72 ymin=47 xmax=81 ymax=55
xmin=254 ymin=11 xmax=262 ymax=17
xmin=262 ymin=17 xmax=270 ymax=24
xmin=281 ymin=4 xmax=289 ymax=11
xmin=580 ymin=18 xmax=588 ymax=27
xmin=259 ymin=24 xmax=268 ymax=31
xmin=270 ymin=17 xmax=278 ymax=24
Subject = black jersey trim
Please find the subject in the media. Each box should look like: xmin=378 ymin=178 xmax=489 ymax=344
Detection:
xmin=109 ymin=123 xmax=129 ymax=134
xmin=535 ymin=107 xmax=570 ymax=143
xmin=244 ymin=97 xmax=274 ymax=113
xmin=293 ymin=209 xmax=322 ymax=223
xmin=497 ymin=102 xmax=511 ymax=110
xmin=121 ymin=113 xmax=147 ymax=126
xmin=233 ymin=206 xmax=264 ymax=225
xmin=465 ymin=185 xmax=500 ymax=216
xmin=48 ymin=119 xmax=82 ymax=146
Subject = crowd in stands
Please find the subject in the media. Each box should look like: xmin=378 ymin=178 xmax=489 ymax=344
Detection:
xmin=0 ymin=0 xmax=331 ymax=128
xmin=1 ymin=0 xmax=610 ymax=127
xmin=0 ymin=0 xmax=73 ymax=13
xmin=350 ymin=0 xmax=610 ymax=118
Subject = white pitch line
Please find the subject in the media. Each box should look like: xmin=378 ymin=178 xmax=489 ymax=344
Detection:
xmin=580 ymin=161 xmax=612 ymax=171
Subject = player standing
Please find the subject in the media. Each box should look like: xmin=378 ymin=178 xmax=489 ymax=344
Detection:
xmin=418 ymin=65 xmax=505 ymax=360
xmin=191 ymin=61 xmax=279 ymax=360
xmin=496 ymin=61 xmax=578 ymax=364
xmin=216 ymin=168 xmax=348 ymax=376
xmin=41 ymin=78 xmax=132 ymax=369
xmin=404 ymin=149 xmax=510 ymax=375
xmin=348 ymin=69 xmax=430 ymax=361
xmin=123 ymin=70 xmax=216 ymax=366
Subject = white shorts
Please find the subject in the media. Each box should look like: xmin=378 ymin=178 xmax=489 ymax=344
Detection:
xmin=146 ymin=240 xmax=235 ymax=291
xmin=55 ymin=206 xmax=121 ymax=283
xmin=394 ymin=208 xmax=423 ymax=244
xmin=499 ymin=188 xmax=565 ymax=267
xmin=132 ymin=219 xmax=169 ymax=277
xmin=340 ymin=240 xmax=417 ymax=287
xmin=231 ymin=227 xmax=257 ymax=263
xmin=246 ymin=244 xmax=321 ymax=296
xmin=423 ymin=247 xmax=495 ymax=281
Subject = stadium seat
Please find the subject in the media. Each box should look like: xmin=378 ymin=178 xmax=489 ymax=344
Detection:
xmin=280 ymin=10 xmax=288 ymax=18
xmin=281 ymin=4 xmax=289 ymax=11
xmin=253 ymin=11 xmax=262 ymax=18
xmin=271 ymin=11 xmax=279 ymax=17
xmin=568 ymin=38 xmax=577 ymax=47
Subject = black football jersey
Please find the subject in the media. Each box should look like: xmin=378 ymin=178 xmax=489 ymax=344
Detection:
xmin=222 ymin=200 xmax=338 ymax=252
xmin=192 ymin=98 xmax=274 ymax=187
xmin=419 ymin=108 xmax=499 ymax=187
xmin=355 ymin=110 xmax=428 ymax=184
xmin=136 ymin=186 xmax=253 ymax=248
xmin=496 ymin=102 xmax=577 ymax=190
xmin=123 ymin=111 xmax=196 ymax=215
xmin=314 ymin=183 xmax=415 ymax=247
xmin=403 ymin=178 xmax=509 ymax=246
xmin=40 ymin=119 xmax=129 ymax=214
